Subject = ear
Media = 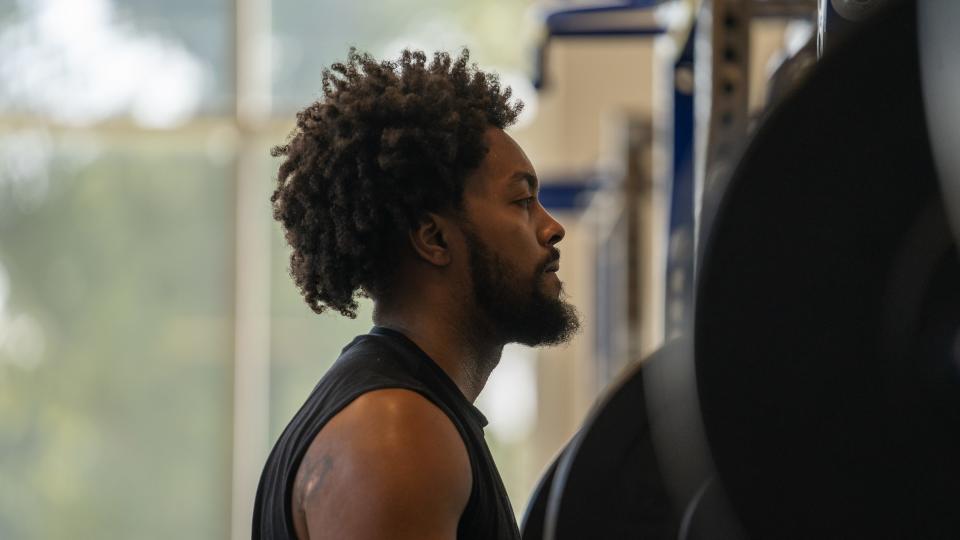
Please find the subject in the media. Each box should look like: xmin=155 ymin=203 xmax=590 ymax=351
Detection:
xmin=408 ymin=213 xmax=452 ymax=267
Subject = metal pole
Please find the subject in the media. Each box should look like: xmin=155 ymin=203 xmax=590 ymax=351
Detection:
xmin=694 ymin=0 xmax=751 ymax=267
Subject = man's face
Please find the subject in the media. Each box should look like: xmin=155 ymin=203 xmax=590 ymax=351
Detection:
xmin=458 ymin=128 xmax=580 ymax=346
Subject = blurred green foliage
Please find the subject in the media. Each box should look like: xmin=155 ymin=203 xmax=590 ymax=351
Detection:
xmin=272 ymin=0 xmax=538 ymax=113
xmin=0 ymin=136 xmax=232 ymax=539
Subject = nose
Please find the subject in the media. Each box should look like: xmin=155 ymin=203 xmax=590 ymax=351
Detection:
xmin=540 ymin=207 xmax=565 ymax=247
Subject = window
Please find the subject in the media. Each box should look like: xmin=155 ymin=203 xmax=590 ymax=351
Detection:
xmin=0 ymin=1 xmax=538 ymax=537
xmin=0 ymin=133 xmax=232 ymax=539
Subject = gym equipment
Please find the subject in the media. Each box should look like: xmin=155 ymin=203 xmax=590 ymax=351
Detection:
xmin=524 ymin=338 xmax=746 ymax=539
xmin=696 ymin=1 xmax=960 ymax=537
xmin=529 ymin=0 xmax=960 ymax=538
xmin=526 ymin=343 xmax=681 ymax=540
xmin=695 ymin=0 xmax=818 ymax=262
xmin=817 ymin=0 xmax=893 ymax=56
xmin=663 ymin=20 xmax=697 ymax=341
xmin=670 ymin=0 xmax=819 ymax=337
xmin=519 ymin=451 xmax=560 ymax=539
xmin=919 ymin=1 xmax=960 ymax=243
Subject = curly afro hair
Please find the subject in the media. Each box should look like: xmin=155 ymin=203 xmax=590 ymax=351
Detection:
xmin=271 ymin=48 xmax=524 ymax=318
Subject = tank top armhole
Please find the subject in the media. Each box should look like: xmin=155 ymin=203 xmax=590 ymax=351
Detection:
xmin=282 ymin=383 xmax=482 ymax=535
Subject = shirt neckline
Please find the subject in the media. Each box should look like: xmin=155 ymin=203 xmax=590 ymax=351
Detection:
xmin=368 ymin=326 xmax=489 ymax=428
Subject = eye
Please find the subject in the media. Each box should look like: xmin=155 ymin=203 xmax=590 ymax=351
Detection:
xmin=516 ymin=197 xmax=535 ymax=209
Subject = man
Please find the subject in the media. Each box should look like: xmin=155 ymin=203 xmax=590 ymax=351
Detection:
xmin=253 ymin=48 xmax=580 ymax=540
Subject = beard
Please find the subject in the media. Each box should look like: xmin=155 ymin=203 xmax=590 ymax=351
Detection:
xmin=462 ymin=227 xmax=581 ymax=347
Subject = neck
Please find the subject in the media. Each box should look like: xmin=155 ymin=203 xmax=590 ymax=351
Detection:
xmin=373 ymin=303 xmax=503 ymax=402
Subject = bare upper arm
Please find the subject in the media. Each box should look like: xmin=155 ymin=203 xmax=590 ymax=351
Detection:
xmin=291 ymin=389 xmax=472 ymax=540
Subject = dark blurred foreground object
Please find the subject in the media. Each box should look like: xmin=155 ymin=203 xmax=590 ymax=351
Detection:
xmin=697 ymin=0 xmax=960 ymax=537
xmin=528 ymin=0 xmax=960 ymax=538
xmin=531 ymin=345 xmax=678 ymax=540
xmin=817 ymin=0 xmax=894 ymax=57
xmin=522 ymin=340 xmax=744 ymax=540
xmin=520 ymin=450 xmax=560 ymax=539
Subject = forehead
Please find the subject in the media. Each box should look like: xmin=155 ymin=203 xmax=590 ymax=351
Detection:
xmin=464 ymin=127 xmax=535 ymax=196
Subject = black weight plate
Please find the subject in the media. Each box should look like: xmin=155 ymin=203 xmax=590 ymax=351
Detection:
xmin=543 ymin=343 xmax=681 ymax=540
xmin=520 ymin=449 xmax=561 ymax=540
xmin=695 ymin=1 xmax=960 ymax=538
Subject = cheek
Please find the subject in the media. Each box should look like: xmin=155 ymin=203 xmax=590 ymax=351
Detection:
xmin=470 ymin=206 xmax=543 ymax=267
xmin=516 ymin=230 xmax=546 ymax=270
xmin=496 ymin=227 xmax=539 ymax=263
xmin=499 ymin=214 xmax=541 ymax=247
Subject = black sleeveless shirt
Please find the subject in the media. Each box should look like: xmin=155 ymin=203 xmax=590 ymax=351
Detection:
xmin=252 ymin=326 xmax=520 ymax=539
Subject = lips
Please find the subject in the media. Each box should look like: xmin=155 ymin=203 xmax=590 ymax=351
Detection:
xmin=543 ymin=249 xmax=561 ymax=273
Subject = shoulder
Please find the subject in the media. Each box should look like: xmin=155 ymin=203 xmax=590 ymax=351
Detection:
xmin=292 ymin=388 xmax=472 ymax=539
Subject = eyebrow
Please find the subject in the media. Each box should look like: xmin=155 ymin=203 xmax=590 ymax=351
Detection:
xmin=510 ymin=171 xmax=539 ymax=192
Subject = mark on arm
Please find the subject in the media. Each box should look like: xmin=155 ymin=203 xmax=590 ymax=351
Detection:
xmin=300 ymin=454 xmax=334 ymax=500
